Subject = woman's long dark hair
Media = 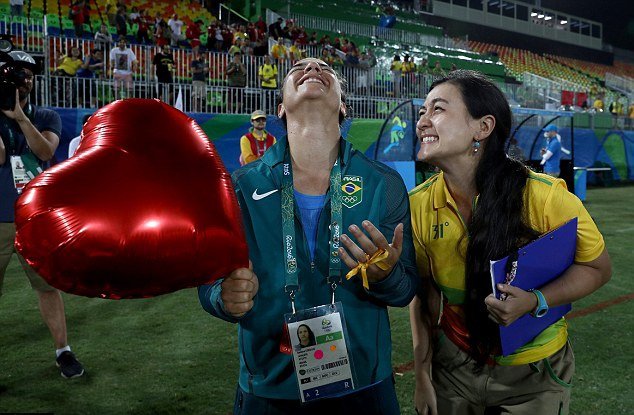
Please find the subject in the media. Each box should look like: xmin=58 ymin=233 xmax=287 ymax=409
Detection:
xmin=429 ymin=70 xmax=540 ymax=366
xmin=297 ymin=324 xmax=316 ymax=347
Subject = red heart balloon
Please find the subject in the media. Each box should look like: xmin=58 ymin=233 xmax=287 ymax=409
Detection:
xmin=14 ymin=99 xmax=248 ymax=299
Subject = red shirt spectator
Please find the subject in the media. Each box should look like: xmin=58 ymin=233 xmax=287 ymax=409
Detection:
xmin=186 ymin=20 xmax=202 ymax=49
xmin=255 ymin=16 xmax=266 ymax=33
xmin=296 ymin=28 xmax=307 ymax=46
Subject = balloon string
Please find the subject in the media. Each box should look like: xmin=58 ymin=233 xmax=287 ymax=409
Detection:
xmin=345 ymin=248 xmax=390 ymax=290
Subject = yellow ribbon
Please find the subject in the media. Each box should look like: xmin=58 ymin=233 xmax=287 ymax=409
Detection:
xmin=345 ymin=248 xmax=391 ymax=290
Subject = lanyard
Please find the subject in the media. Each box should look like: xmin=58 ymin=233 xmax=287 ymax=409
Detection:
xmin=281 ymin=144 xmax=343 ymax=311
xmin=1 ymin=103 xmax=33 ymax=155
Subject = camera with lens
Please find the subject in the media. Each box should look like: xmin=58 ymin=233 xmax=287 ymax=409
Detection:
xmin=0 ymin=35 xmax=38 ymax=111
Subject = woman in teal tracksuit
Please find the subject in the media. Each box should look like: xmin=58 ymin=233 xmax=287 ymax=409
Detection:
xmin=198 ymin=58 xmax=418 ymax=414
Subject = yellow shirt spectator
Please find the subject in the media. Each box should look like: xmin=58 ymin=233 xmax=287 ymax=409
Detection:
xmin=258 ymin=62 xmax=278 ymax=89
xmin=271 ymin=43 xmax=287 ymax=60
xmin=57 ymin=57 xmax=83 ymax=76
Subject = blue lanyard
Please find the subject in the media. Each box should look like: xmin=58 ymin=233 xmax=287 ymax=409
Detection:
xmin=280 ymin=145 xmax=343 ymax=310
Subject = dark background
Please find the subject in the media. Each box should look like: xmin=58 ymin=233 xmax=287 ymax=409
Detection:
xmin=540 ymin=0 xmax=634 ymax=52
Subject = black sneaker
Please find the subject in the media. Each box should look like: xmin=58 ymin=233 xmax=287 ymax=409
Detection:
xmin=55 ymin=351 xmax=85 ymax=379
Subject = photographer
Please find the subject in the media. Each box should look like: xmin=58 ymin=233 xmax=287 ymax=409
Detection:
xmin=0 ymin=49 xmax=85 ymax=379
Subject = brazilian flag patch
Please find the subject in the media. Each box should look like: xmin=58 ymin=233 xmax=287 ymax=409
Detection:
xmin=341 ymin=175 xmax=363 ymax=208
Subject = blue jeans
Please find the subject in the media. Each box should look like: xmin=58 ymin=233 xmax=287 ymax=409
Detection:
xmin=233 ymin=376 xmax=400 ymax=415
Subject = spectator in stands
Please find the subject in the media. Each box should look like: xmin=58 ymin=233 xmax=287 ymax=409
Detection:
xmin=225 ymin=52 xmax=247 ymax=113
xmin=0 ymin=51 xmax=85 ymax=380
xmin=330 ymin=48 xmax=343 ymax=68
xmin=167 ymin=14 xmax=185 ymax=47
xmin=258 ymin=54 xmax=278 ymax=90
xmin=128 ymin=6 xmax=139 ymax=24
xmin=271 ymin=38 xmax=287 ymax=62
xmin=402 ymin=54 xmax=415 ymax=95
xmin=207 ymin=23 xmax=223 ymax=51
xmin=308 ymin=31 xmax=318 ymax=46
xmin=268 ymin=17 xmax=284 ymax=40
xmin=321 ymin=47 xmax=334 ymax=67
xmin=254 ymin=16 xmax=266 ymax=34
xmin=154 ymin=21 xmax=171 ymax=48
xmin=239 ymin=110 xmax=276 ymax=166
xmin=135 ymin=9 xmax=152 ymax=45
xmin=592 ymin=93 xmax=604 ymax=112
xmin=390 ymin=54 xmax=403 ymax=98
xmin=417 ymin=57 xmax=429 ymax=75
xmin=94 ymin=24 xmax=113 ymax=52
xmin=152 ymin=45 xmax=175 ymax=104
xmin=109 ymin=38 xmax=138 ymax=99
xmin=53 ymin=47 xmax=83 ymax=106
xmin=70 ymin=1 xmax=86 ymax=38
xmin=187 ymin=20 xmax=204 ymax=55
xmin=319 ymin=34 xmax=331 ymax=47
xmin=232 ymin=24 xmax=248 ymax=44
xmin=228 ymin=39 xmax=241 ymax=57
xmin=81 ymin=1 xmax=91 ymax=35
xmin=105 ymin=1 xmax=116 ymax=26
xmin=258 ymin=54 xmax=277 ymax=112
xmin=355 ymin=52 xmax=371 ymax=95
xmin=289 ymin=40 xmax=303 ymax=62
xmin=9 ymin=0 xmax=24 ymax=18
xmin=252 ymin=38 xmax=268 ymax=57
xmin=77 ymin=48 xmax=105 ymax=108
xmin=54 ymin=47 xmax=83 ymax=77
xmin=191 ymin=51 xmax=208 ymax=112
xmin=115 ymin=6 xmax=128 ymax=38
xmin=450 ymin=63 xmax=458 ymax=72
xmin=410 ymin=69 xmax=610 ymax=415
xmin=431 ymin=60 xmax=445 ymax=77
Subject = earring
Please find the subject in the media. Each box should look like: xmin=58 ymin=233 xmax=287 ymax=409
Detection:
xmin=472 ymin=140 xmax=481 ymax=153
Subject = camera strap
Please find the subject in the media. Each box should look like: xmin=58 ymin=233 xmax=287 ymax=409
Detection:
xmin=1 ymin=102 xmax=34 ymax=155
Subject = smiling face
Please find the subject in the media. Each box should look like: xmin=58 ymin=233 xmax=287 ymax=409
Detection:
xmin=279 ymin=58 xmax=343 ymax=119
xmin=416 ymin=82 xmax=482 ymax=166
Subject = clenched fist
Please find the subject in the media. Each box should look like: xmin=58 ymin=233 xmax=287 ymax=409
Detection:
xmin=221 ymin=261 xmax=259 ymax=318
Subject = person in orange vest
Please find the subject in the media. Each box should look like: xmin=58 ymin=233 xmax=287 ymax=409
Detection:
xmin=239 ymin=110 xmax=277 ymax=165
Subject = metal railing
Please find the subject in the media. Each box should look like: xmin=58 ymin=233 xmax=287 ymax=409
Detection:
xmin=283 ymin=12 xmax=442 ymax=47
xmin=0 ymin=15 xmax=47 ymax=52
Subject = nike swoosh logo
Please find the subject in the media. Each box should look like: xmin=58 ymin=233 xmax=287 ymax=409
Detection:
xmin=252 ymin=188 xmax=279 ymax=200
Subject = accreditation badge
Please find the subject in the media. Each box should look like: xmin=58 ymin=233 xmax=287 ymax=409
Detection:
xmin=10 ymin=153 xmax=42 ymax=194
xmin=10 ymin=155 xmax=31 ymax=194
xmin=284 ymin=302 xmax=356 ymax=402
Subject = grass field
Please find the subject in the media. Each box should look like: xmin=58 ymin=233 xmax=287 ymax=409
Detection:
xmin=0 ymin=186 xmax=632 ymax=414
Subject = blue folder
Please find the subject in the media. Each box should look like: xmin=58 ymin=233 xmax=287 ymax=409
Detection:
xmin=490 ymin=217 xmax=578 ymax=356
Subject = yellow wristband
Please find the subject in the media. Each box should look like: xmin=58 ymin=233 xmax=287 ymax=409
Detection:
xmin=345 ymin=248 xmax=390 ymax=290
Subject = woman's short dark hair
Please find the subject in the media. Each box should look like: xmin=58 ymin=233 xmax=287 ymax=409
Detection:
xmin=429 ymin=70 xmax=539 ymax=367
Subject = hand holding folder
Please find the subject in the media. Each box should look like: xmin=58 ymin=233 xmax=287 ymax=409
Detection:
xmin=489 ymin=218 xmax=578 ymax=356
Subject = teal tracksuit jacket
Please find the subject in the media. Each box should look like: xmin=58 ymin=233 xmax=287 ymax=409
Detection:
xmin=199 ymin=136 xmax=418 ymax=399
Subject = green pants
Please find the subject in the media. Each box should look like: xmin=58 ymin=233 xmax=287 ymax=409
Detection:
xmin=432 ymin=334 xmax=574 ymax=415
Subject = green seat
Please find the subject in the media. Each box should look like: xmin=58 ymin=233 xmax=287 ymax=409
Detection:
xmin=46 ymin=14 xmax=61 ymax=27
